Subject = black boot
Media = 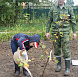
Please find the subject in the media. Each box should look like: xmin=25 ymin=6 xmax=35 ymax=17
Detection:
xmin=64 ymin=60 xmax=70 ymax=76
xmin=55 ymin=57 xmax=62 ymax=72
xmin=14 ymin=66 xmax=20 ymax=76
xmin=23 ymin=68 xmax=29 ymax=76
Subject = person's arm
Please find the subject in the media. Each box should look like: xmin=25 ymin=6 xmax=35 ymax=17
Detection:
xmin=17 ymin=37 xmax=29 ymax=50
xmin=69 ymin=6 xmax=77 ymax=39
xmin=69 ymin=7 xmax=77 ymax=33
xmin=46 ymin=9 xmax=53 ymax=33
xmin=46 ymin=9 xmax=53 ymax=39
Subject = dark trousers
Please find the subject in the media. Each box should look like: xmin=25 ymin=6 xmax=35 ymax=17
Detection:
xmin=11 ymin=38 xmax=18 ymax=67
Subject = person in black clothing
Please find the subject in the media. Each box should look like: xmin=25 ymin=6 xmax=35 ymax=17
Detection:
xmin=11 ymin=33 xmax=40 ymax=76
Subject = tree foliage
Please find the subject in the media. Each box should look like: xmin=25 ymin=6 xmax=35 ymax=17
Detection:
xmin=0 ymin=0 xmax=55 ymax=25
xmin=12 ymin=0 xmax=39 ymax=3
xmin=0 ymin=0 xmax=15 ymax=25
xmin=0 ymin=0 xmax=40 ymax=25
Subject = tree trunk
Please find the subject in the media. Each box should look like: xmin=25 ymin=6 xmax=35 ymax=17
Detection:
xmin=14 ymin=1 xmax=18 ymax=23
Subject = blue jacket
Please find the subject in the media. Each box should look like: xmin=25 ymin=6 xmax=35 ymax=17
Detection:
xmin=12 ymin=33 xmax=40 ymax=50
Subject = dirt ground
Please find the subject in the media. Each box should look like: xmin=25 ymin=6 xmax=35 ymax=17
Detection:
xmin=0 ymin=40 xmax=78 ymax=77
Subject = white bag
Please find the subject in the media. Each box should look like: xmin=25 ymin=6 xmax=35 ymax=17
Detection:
xmin=72 ymin=60 xmax=78 ymax=66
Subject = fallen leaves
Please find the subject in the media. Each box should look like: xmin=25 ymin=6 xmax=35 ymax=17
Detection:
xmin=27 ymin=59 xmax=31 ymax=62
xmin=42 ymin=45 xmax=46 ymax=49
xmin=45 ymin=51 xmax=49 ymax=54
xmin=40 ymin=55 xmax=44 ymax=57
xmin=31 ymin=58 xmax=35 ymax=61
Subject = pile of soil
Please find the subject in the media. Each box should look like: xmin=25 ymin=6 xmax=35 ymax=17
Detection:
xmin=0 ymin=40 xmax=78 ymax=77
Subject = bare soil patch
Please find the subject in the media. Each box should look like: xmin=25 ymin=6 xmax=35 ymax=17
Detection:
xmin=0 ymin=40 xmax=78 ymax=77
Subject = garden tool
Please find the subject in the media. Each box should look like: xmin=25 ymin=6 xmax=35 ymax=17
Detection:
xmin=64 ymin=59 xmax=70 ymax=76
xmin=22 ymin=50 xmax=28 ymax=62
xmin=55 ymin=56 xmax=62 ymax=72
xmin=13 ymin=48 xmax=28 ymax=65
xmin=13 ymin=47 xmax=33 ymax=77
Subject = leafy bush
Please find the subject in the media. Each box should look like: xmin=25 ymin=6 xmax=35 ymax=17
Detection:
xmin=0 ymin=1 xmax=15 ymax=25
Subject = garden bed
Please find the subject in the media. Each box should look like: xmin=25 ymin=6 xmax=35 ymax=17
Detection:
xmin=0 ymin=40 xmax=78 ymax=77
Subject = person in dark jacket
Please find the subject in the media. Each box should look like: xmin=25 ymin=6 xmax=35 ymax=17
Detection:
xmin=11 ymin=33 xmax=40 ymax=76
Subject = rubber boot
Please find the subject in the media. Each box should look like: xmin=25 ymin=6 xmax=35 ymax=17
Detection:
xmin=55 ymin=57 xmax=62 ymax=72
xmin=23 ymin=68 xmax=29 ymax=76
xmin=14 ymin=66 xmax=20 ymax=76
xmin=64 ymin=60 xmax=70 ymax=76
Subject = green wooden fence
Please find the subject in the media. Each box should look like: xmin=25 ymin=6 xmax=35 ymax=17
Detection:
xmin=18 ymin=6 xmax=78 ymax=20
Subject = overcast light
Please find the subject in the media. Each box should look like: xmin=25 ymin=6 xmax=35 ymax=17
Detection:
xmin=49 ymin=0 xmax=78 ymax=6
xmin=73 ymin=0 xmax=78 ymax=5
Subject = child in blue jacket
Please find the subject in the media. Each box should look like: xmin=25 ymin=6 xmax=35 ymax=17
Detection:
xmin=11 ymin=33 xmax=40 ymax=76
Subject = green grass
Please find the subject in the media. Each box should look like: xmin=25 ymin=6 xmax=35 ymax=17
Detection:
xmin=0 ymin=18 xmax=47 ymax=41
xmin=0 ymin=18 xmax=47 ymax=32
xmin=0 ymin=18 xmax=78 ymax=42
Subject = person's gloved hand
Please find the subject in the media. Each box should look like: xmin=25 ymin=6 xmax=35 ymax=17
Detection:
xmin=22 ymin=49 xmax=28 ymax=60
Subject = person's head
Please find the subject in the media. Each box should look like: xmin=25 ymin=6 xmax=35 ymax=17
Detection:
xmin=29 ymin=34 xmax=40 ymax=48
xmin=58 ymin=0 xmax=65 ymax=6
xmin=29 ymin=42 xmax=38 ymax=48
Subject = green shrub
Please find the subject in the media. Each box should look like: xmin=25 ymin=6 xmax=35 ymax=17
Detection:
xmin=0 ymin=2 xmax=15 ymax=24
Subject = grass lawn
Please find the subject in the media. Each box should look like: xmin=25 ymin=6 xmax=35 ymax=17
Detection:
xmin=0 ymin=19 xmax=78 ymax=41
